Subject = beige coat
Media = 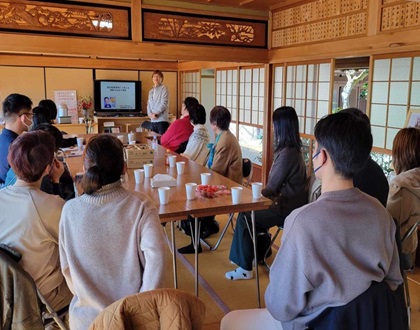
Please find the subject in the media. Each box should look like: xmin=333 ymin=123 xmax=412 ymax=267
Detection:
xmin=387 ymin=167 xmax=420 ymax=254
xmin=89 ymin=288 xmax=206 ymax=330
xmin=211 ymin=130 xmax=243 ymax=184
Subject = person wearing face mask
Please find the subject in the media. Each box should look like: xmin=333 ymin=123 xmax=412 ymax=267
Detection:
xmin=0 ymin=93 xmax=33 ymax=185
xmin=221 ymin=112 xmax=404 ymax=330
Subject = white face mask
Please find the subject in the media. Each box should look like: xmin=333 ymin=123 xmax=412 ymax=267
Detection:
xmin=21 ymin=113 xmax=33 ymax=131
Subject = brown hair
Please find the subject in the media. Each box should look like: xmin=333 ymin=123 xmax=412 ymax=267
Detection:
xmin=392 ymin=127 xmax=420 ymax=174
xmin=152 ymin=70 xmax=164 ymax=81
xmin=81 ymin=135 xmax=125 ymax=194
xmin=8 ymin=131 xmax=55 ymax=182
xmin=210 ymin=106 xmax=231 ymax=131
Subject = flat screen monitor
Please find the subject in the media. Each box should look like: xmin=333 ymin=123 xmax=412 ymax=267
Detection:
xmin=94 ymin=80 xmax=142 ymax=116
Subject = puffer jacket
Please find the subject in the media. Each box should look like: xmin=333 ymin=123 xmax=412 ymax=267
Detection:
xmin=387 ymin=167 xmax=420 ymax=254
xmin=89 ymin=288 xmax=206 ymax=330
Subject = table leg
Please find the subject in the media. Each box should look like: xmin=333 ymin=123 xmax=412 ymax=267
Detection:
xmin=171 ymin=222 xmax=178 ymax=289
xmin=193 ymin=216 xmax=200 ymax=296
xmin=251 ymin=210 xmax=261 ymax=307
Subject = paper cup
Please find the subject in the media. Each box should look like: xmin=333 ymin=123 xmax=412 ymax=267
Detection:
xmin=168 ymin=155 xmax=177 ymax=168
xmin=128 ymin=133 xmax=135 ymax=143
xmin=201 ymin=173 xmax=211 ymax=185
xmin=231 ymin=186 xmax=243 ymax=204
xmin=176 ymin=161 xmax=185 ymax=175
xmin=158 ymin=187 xmax=170 ymax=205
xmin=134 ymin=169 xmax=144 ymax=184
xmin=117 ymin=135 xmax=124 ymax=143
xmin=185 ymin=183 xmax=197 ymax=200
xmin=251 ymin=182 xmax=263 ymax=199
xmin=78 ymin=117 xmax=84 ymax=124
xmin=143 ymin=164 xmax=153 ymax=177
xmin=76 ymin=137 xmax=84 ymax=149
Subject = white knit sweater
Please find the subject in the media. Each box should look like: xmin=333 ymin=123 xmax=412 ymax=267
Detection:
xmin=59 ymin=181 xmax=166 ymax=330
xmin=181 ymin=124 xmax=210 ymax=166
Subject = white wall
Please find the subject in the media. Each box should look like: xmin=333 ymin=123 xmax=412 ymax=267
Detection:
xmin=201 ymin=72 xmax=215 ymax=143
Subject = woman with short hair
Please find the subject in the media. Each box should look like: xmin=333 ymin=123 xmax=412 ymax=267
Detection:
xmin=178 ymin=105 xmax=243 ymax=254
xmin=387 ymin=127 xmax=420 ymax=257
xmin=0 ymin=131 xmax=72 ymax=310
xmin=59 ymin=135 xmax=166 ymax=330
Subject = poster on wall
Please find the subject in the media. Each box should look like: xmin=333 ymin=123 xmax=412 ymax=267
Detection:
xmin=54 ymin=90 xmax=78 ymax=123
xmin=405 ymin=108 xmax=420 ymax=128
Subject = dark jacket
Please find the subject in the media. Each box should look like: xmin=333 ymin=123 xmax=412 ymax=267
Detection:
xmin=354 ymin=157 xmax=389 ymax=207
xmin=263 ymin=147 xmax=307 ymax=218
xmin=306 ymin=281 xmax=408 ymax=330
xmin=0 ymin=246 xmax=44 ymax=330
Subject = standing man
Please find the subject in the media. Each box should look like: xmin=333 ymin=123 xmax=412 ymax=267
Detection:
xmin=0 ymin=93 xmax=33 ymax=185
xmin=146 ymin=70 xmax=169 ymax=134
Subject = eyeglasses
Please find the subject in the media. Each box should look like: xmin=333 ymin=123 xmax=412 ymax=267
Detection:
xmin=19 ymin=112 xmax=33 ymax=118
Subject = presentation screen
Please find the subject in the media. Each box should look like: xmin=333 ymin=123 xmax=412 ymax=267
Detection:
xmin=94 ymin=80 xmax=141 ymax=115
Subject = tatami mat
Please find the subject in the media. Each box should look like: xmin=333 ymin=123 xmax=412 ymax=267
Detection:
xmin=163 ymin=216 xmax=420 ymax=330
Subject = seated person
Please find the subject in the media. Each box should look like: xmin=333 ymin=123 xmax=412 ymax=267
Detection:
xmin=59 ymin=135 xmax=166 ymax=330
xmin=32 ymin=105 xmax=52 ymax=128
xmin=0 ymin=131 xmax=72 ymax=311
xmin=340 ymin=108 xmax=389 ymax=206
xmin=226 ymin=107 xmax=307 ymax=280
xmin=178 ymin=106 xmax=243 ymax=254
xmin=160 ymin=97 xmax=197 ymax=153
xmin=39 ymin=99 xmax=58 ymax=122
xmin=221 ymin=112 xmax=402 ymax=330
xmin=4 ymin=123 xmax=75 ymax=200
xmin=387 ymin=127 xmax=420 ymax=258
xmin=38 ymin=99 xmax=76 ymax=148
xmin=0 ymin=93 xmax=33 ymax=185
xmin=181 ymin=104 xmax=210 ymax=166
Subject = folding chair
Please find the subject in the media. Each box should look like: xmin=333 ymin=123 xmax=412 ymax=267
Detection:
xmin=200 ymin=158 xmax=253 ymax=251
xmin=0 ymin=244 xmax=68 ymax=330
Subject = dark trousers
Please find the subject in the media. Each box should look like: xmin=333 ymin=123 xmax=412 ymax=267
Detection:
xmin=141 ymin=121 xmax=169 ymax=135
xmin=229 ymin=209 xmax=285 ymax=271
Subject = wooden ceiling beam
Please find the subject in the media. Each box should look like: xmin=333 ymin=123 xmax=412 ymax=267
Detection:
xmin=0 ymin=33 xmax=268 ymax=63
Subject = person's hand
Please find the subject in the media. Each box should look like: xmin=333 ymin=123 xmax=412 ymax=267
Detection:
xmin=49 ymin=158 xmax=65 ymax=183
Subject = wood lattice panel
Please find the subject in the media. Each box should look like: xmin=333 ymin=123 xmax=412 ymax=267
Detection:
xmin=381 ymin=0 xmax=420 ymax=31
xmin=272 ymin=0 xmax=368 ymax=48
xmin=0 ymin=0 xmax=130 ymax=39
xmin=142 ymin=9 xmax=267 ymax=48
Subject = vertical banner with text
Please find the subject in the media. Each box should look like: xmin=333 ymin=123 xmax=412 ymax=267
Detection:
xmin=54 ymin=90 xmax=78 ymax=123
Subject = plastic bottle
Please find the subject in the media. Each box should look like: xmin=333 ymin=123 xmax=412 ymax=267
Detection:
xmin=165 ymin=149 xmax=171 ymax=165
xmin=152 ymin=135 xmax=157 ymax=150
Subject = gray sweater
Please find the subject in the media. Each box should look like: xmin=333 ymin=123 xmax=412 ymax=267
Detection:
xmin=59 ymin=181 xmax=166 ymax=330
xmin=147 ymin=83 xmax=169 ymax=123
xmin=265 ymin=188 xmax=402 ymax=330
